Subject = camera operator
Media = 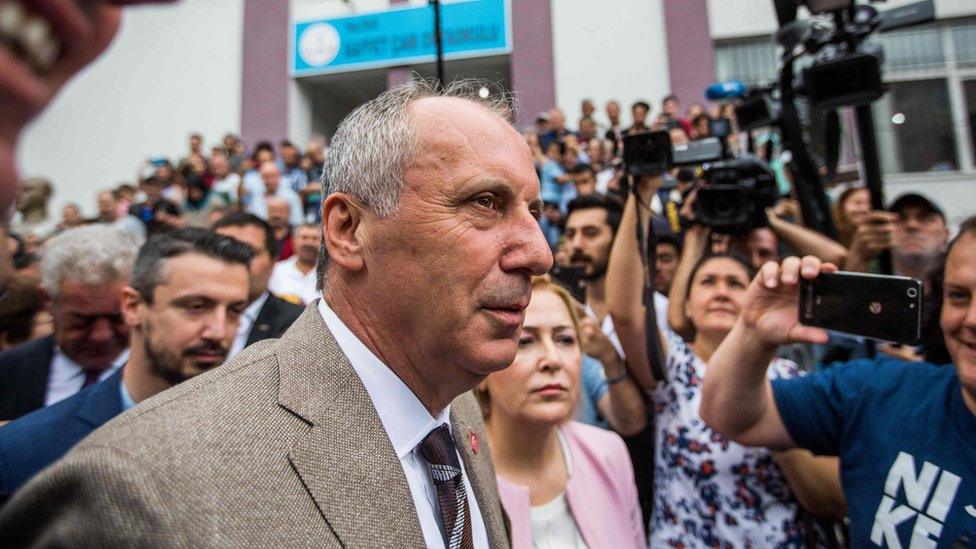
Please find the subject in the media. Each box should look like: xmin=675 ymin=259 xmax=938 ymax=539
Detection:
xmin=838 ymin=194 xmax=951 ymax=363
xmin=607 ymin=175 xmax=845 ymax=547
xmin=844 ymin=193 xmax=949 ymax=282
xmin=701 ymin=215 xmax=976 ymax=547
xmin=667 ymin=192 xmax=848 ymax=339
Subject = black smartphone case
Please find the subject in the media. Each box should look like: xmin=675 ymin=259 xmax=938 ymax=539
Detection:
xmin=799 ymin=271 xmax=922 ymax=346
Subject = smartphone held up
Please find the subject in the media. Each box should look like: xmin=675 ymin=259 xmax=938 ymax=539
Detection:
xmin=798 ymin=271 xmax=922 ymax=346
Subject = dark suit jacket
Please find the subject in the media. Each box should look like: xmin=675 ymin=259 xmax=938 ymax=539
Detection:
xmin=0 ymin=369 xmax=124 ymax=502
xmin=0 ymin=305 xmax=510 ymax=547
xmin=245 ymin=294 xmax=304 ymax=347
xmin=0 ymin=336 xmax=55 ymax=421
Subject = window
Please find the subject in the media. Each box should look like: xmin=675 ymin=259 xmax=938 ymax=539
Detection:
xmin=874 ymin=26 xmax=944 ymax=74
xmin=953 ymin=23 xmax=976 ymax=68
xmin=964 ymin=80 xmax=976 ymax=162
xmin=873 ymin=79 xmax=957 ymax=173
xmin=714 ymin=18 xmax=976 ymax=175
xmin=714 ymin=38 xmax=777 ymax=86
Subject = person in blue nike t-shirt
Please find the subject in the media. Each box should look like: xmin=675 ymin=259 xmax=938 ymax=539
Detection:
xmin=700 ymin=215 xmax=976 ymax=548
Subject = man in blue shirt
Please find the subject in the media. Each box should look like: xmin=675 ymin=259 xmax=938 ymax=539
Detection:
xmin=701 ymin=215 xmax=976 ymax=547
xmin=0 ymin=229 xmax=251 ymax=501
xmin=540 ymin=141 xmax=579 ymax=214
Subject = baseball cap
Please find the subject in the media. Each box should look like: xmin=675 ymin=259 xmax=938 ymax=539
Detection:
xmin=889 ymin=193 xmax=945 ymax=220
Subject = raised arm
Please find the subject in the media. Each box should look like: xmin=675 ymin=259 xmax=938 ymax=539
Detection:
xmin=606 ymin=177 xmax=661 ymax=390
xmin=666 ymin=222 xmax=710 ymax=340
xmin=766 ymin=208 xmax=848 ymax=266
xmin=700 ymin=256 xmax=836 ymax=449
xmin=842 ymin=210 xmax=897 ymax=272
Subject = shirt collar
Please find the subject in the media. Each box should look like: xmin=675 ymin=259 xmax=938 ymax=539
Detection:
xmin=244 ymin=291 xmax=271 ymax=322
xmin=317 ymin=298 xmax=450 ymax=459
xmin=53 ymin=345 xmax=130 ymax=371
xmin=119 ymin=372 xmax=136 ymax=411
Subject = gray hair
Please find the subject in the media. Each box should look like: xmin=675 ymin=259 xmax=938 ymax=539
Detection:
xmin=41 ymin=225 xmax=140 ymax=299
xmin=316 ymin=77 xmax=516 ymax=290
xmin=321 ymin=77 xmax=514 ymax=217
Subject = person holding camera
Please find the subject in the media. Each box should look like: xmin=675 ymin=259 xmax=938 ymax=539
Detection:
xmin=700 ymin=215 xmax=976 ymax=548
xmin=607 ymin=176 xmax=845 ymax=547
xmin=844 ymin=193 xmax=949 ymax=282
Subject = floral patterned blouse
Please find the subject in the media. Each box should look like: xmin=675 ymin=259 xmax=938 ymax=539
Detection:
xmin=649 ymin=331 xmax=804 ymax=548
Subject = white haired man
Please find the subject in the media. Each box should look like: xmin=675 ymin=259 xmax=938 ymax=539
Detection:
xmin=1 ymin=80 xmax=551 ymax=547
xmin=0 ymin=225 xmax=139 ymax=421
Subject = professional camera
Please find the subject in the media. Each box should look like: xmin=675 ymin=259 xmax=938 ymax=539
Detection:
xmin=785 ymin=0 xmax=935 ymax=110
xmin=622 ymin=131 xmax=724 ymax=176
xmin=695 ymin=158 xmax=779 ymax=233
xmin=735 ymin=88 xmax=780 ymax=131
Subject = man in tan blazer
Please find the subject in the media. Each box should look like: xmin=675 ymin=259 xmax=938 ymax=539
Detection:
xmin=0 ymin=79 xmax=552 ymax=547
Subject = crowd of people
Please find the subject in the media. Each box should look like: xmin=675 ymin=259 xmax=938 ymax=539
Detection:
xmin=0 ymin=78 xmax=972 ymax=548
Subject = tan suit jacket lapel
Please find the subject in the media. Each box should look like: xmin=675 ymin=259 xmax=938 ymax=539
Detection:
xmin=451 ymin=393 xmax=511 ymax=549
xmin=277 ymin=306 xmax=426 ymax=547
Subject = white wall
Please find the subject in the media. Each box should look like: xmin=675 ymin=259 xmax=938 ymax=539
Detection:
xmin=707 ymin=0 xmax=779 ymax=40
xmin=550 ymin=0 xmax=671 ymax=126
xmin=18 ymin=0 xmax=244 ymax=218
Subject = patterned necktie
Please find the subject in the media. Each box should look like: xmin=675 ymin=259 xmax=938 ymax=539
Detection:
xmin=417 ymin=424 xmax=474 ymax=549
xmin=82 ymin=367 xmax=106 ymax=388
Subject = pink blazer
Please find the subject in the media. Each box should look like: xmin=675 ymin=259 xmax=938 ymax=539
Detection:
xmin=495 ymin=421 xmax=647 ymax=549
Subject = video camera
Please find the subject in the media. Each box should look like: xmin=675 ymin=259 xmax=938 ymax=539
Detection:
xmin=621 ymin=131 xmax=723 ymax=176
xmin=788 ymin=0 xmax=934 ymax=109
xmin=696 ymin=158 xmax=779 ymax=233
xmin=704 ymin=0 xmax=933 ymax=120
xmin=622 ymin=131 xmax=780 ymax=233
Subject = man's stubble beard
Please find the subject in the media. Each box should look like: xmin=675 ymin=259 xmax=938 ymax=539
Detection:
xmin=582 ymin=258 xmax=608 ymax=282
xmin=142 ymin=320 xmax=188 ymax=387
xmin=893 ymin=248 xmax=941 ymax=274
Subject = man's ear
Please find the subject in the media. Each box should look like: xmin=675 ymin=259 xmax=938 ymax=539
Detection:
xmin=322 ymin=193 xmax=367 ymax=273
xmin=120 ymin=287 xmax=145 ymax=328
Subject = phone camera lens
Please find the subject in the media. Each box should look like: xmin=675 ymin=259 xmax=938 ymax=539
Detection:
xmin=907 ymin=288 xmax=918 ymax=298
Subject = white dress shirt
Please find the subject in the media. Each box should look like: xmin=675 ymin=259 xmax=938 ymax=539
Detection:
xmin=227 ymin=291 xmax=270 ymax=360
xmin=45 ymin=346 xmax=129 ymax=406
xmin=268 ymin=256 xmax=319 ymax=305
xmin=318 ymin=299 xmax=490 ymax=549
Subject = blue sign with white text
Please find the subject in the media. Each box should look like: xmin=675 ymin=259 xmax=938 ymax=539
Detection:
xmin=291 ymin=0 xmax=511 ymax=77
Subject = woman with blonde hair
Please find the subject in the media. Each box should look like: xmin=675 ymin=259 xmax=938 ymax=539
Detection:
xmin=477 ymin=276 xmax=645 ymax=549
